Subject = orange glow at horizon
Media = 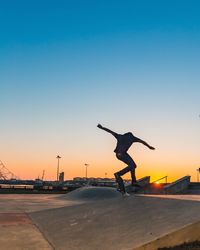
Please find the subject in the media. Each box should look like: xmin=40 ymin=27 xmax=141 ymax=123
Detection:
xmin=1 ymin=124 xmax=199 ymax=183
xmin=2 ymin=154 xmax=198 ymax=183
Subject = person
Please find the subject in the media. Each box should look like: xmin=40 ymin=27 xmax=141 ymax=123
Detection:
xmin=97 ymin=124 xmax=155 ymax=196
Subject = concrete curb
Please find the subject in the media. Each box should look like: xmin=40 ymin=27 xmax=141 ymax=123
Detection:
xmin=134 ymin=220 xmax=200 ymax=250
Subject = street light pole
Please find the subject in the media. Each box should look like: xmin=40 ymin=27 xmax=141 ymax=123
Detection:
xmin=56 ymin=155 xmax=61 ymax=181
xmin=197 ymin=168 xmax=200 ymax=182
xmin=85 ymin=163 xmax=89 ymax=179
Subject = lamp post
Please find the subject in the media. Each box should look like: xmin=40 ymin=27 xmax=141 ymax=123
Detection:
xmin=56 ymin=155 xmax=61 ymax=181
xmin=85 ymin=163 xmax=89 ymax=179
xmin=197 ymin=168 xmax=200 ymax=182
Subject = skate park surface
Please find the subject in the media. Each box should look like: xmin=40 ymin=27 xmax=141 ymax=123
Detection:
xmin=1 ymin=187 xmax=200 ymax=250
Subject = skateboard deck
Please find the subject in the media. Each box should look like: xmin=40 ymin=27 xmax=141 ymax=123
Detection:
xmin=116 ymin=184 xmax=141 ymax=196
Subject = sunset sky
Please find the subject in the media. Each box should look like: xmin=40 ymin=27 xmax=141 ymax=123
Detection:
xmin=0 ymin=1 xmax=200 ymax=181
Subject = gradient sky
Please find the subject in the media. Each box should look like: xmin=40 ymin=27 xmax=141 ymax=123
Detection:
xmin=0 ymin=0 xmax=200 ymax=181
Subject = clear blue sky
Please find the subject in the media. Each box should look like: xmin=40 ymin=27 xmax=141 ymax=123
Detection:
xmin=0 ymin=0 xmax=200 ymax=180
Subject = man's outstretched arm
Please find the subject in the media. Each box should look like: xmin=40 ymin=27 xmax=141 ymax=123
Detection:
xmin=135 ymin=137 xmax=155 ymax=150
xmin=97 ymin=124 xmax=118 ymax=138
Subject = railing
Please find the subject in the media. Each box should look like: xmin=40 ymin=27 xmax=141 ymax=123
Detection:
xmin=152 ymin=176 xmax=168 ymax=184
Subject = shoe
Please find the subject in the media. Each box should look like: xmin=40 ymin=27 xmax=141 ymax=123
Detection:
xmin=114 ymin=173 xmax=119 ymax=179
xmin=122 ymin=192 xmax=130 ymax=197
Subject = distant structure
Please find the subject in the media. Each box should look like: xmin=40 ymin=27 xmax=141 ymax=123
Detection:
xmin=59 ymin=172 xmax=64 ymax=182
xmin=41 ymin=170 xmax=45 ymax=181
xmin=0 ymin=160 xmax=19 ymax=180
xmin=71 ymin=176 xmax=117 ymax=188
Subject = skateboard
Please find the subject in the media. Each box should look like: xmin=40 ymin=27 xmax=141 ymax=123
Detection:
xmin=117 ymin=184 xmax=142 ymax=196
xmin=125 ymin=183 xmax=142 ymax=193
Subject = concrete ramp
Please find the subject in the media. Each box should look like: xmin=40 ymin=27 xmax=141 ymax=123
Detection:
xmin=60 ymin=186 xmax=122 ymax=201
xmin=30 ymin=195 xmax=200 ymax=250
xmin=164 ymin=176 xmax=191 ymax=194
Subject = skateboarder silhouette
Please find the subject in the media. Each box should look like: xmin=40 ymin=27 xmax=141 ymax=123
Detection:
xmin=97 ymin=124 xmax=155 ymax=196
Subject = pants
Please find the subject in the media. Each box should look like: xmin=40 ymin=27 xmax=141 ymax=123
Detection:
xmin=114 ymin=152 xmax=137 ymax=193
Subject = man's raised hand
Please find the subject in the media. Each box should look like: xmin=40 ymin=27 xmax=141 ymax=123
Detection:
xmin=97 ymin=124 xmax=103 ymax=129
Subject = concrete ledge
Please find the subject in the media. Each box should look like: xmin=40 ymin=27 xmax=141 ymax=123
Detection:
xmin=134 ymin=220 xmax=200 ymax=250
xmin=164 ymin=176 xmax=190 ymax=194
xmin=138 ymin=176 xmax=150 ymax=187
